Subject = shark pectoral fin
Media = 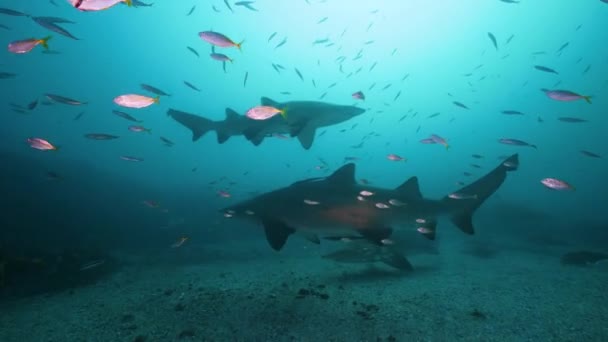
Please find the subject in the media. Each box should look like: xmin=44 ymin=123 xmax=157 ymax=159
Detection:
xmin=289 ymin=120 xmax=308 ymax=137
xmin=450 ymin=214 xmax=474 ymax=235
xmin=359 ymin=226 xmax=393 ymax=245
xmin=395 ymin=176 xmax=422 ymax=199
xmin=261 ymin=218 xmax=295 ymax=251
xmin=296 ymin=124 xmax=317 ymax=150
xmin=260 ymin=96 xmax=280 ymax=107
xmin=380 ymin=249 xmax=414 ymax=271
xmin=167 ymin=109 xmax=214 ymax=142
xmin=299 ymin=232 xmax=320 ymax=244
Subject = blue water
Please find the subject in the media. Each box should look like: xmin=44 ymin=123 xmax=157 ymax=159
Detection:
xmin=1 ymin=0 xmax=607 ymax=339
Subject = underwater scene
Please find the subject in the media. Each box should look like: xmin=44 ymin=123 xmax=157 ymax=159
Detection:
xmin=1 ymin=0 xmax=607 ymax=341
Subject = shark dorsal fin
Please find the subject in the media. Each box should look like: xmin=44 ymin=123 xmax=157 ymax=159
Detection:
xmin=395 ymin=176 xmax=422 ymax=199
xmin=225 ymin=108 xmax=239 ymax=121
xmin=328 ymin=163 xmax=356 ymax=185
xmin=261 ymin=97 xmax=280 ymax=107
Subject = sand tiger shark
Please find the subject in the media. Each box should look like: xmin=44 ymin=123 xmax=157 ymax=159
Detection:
xmin=221 ymin=154 xmax=519 ymax=267
xmin=167 ymin=97 xmax=365 ymax=149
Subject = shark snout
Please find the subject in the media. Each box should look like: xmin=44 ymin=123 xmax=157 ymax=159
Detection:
xmin=349 ymin=106 xmax=366 ymax=117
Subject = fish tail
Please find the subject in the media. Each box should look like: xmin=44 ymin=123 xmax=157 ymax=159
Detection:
xmin=146 ymin=129 xmax=152 ymax=134
xmin=280 ymin=107 xmax=288 ymax=119
xmin=236 ymin=40 xmax=244 ymax=51
xmin=583 ymin=96 xmax=592 ymax=104
xmin=445 ymin=144 xmax=450 ymax=150
xmin=125 ymin=0 xmax=133 ymax=6
xmin=154 ymin=96 xmax=160 ymax=104
xmin=40 ymin=36 xmax=52 ymax=49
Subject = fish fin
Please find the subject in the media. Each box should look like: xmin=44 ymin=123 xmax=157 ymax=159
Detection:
xmin=260 ymin=97 xmax=280 ymax=107
xmin=280 ymin=107 xmax=288 ymax=119
xmin=217 ymin=108 xmax=240 ymax=143
xmin=584 ymin=96 xmax=592 ymax=104
xmin=261 ymin=217 xmax=295 ymax=251
xmin=358 ymin=226 xmax=393 ymax=245
xmin=235 ymin=40 xmax=244 ymax=51
xmin=249 ymin=133 xmax=265 ymax=146
xmin=243 ymin=126 xmax=266 ymax=146
xmin=395 ymin=177 xmax=422 ymax=199
xmin=327 ymin=163 xmax=356 ymax=186
xmin=296 ymin=124 xmax=316 ymax=150
xmin=40 ymin=36 xmax=51 ymax=49
xmin=380 ymin=249 xmax=414 ymax=271
xmin=442 ymin=154 xmax=519 ymax=235
xmin=167 ymin=109 xmax=215 ymax=142
xmin=225 ymin=107 xmax=240 ymax=121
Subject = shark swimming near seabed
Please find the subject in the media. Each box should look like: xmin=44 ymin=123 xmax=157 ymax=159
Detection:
xmin=221 ymin=154 xmax=520 ymax=268
xmin=167 ymin=97 xmax=365 ymax=149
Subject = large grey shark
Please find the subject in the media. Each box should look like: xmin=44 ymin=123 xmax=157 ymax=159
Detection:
xmin=167 ymin=97 xmax=365 ymax=149
xmin=221 ymin=154 xmax=520 ymax=267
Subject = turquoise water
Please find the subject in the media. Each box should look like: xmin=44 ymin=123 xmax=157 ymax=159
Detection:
xmin=1 ymin=0 xmax=607 ymax=339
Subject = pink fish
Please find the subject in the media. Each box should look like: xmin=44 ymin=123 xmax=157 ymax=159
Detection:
xmin=448 ymin=192 xmax=478 ymax=200
xmin=8 ymin=36 xmax=51 ymax=54
xmin=128 ymin=125 xmax=151 ymax=133
xmin=217 ymin=190 xmax=231 ymax=198
xmin=540 ymin=178 xmax=575 ymax=191
xmin=171 ymin=237 xmax=188 ymax=248
xmin=143 ymin=200 xmax=159 ymax=208
xmin=210 ymin=53 xmax=232 ymax=62
xmin=114 ymin=94 xmax=159 ymax=109
xmin=68 ymin=0 xmax=132 ymax=11
xmin=419 ymin=138 xmax=435 ymax=144
xmin=245 ymin=105 xmax=287 ymax=120
xmin=272 ymin=133 xmax=290 ymax=140
xmin=27 ymin=137 xmax=58 ymax=151
xmin=199 ymin=31 xmax=243 ymax=50
xmin=430 ymin=134 xmax=449 ymax=149
xmin=417 ymin=227 xmax=434 ymax=235
xmin=352 ymin=91 xmax=365 ymax=100
xmin=541 ymin=89 xmax=591 ymax=103
xmin=120 ymin=155 xmax=143 ymax=162
xmin=387 ymin=154 xmax=406 ymax=161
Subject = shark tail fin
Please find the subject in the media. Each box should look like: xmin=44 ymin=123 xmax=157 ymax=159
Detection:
xmin=217 ymin=108 xmax=239 ymax=143
xmin=167 ymin=108 xmax=216 ymax=142
xmin=441 ymin=154 xmax=519 ymax=234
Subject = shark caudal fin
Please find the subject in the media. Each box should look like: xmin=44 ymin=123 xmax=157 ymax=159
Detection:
xmin=217 ymin=108 xmax=240 ymax=143
xmin=442 ymin=154 xmax=519 ymax=234
xmin=167 ymin=109 xmax=217 ymax=142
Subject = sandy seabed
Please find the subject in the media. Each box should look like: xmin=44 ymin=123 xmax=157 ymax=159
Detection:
xmin=1 ymin=239 xmax=606 ymax=342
